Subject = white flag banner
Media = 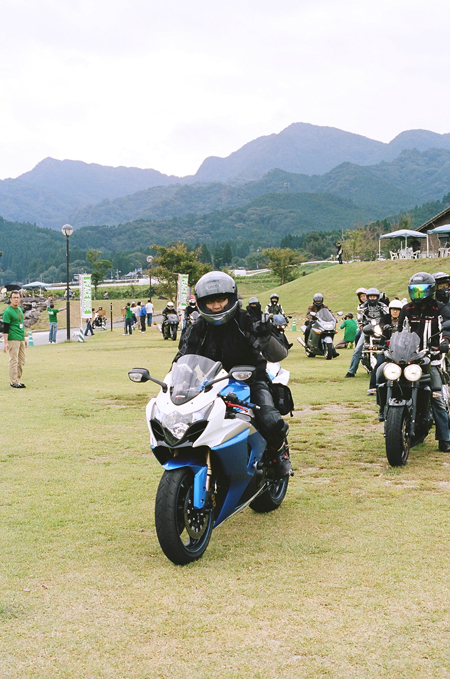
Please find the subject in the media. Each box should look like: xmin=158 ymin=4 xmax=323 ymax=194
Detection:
xmin=177 ymin=273 xmax=189 ymax=310
xmin=80 ymin=274 xmax=92 ymax=319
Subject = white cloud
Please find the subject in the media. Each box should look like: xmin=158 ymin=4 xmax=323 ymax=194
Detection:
xmin=1 ymin=0 xmax=450 ymax=178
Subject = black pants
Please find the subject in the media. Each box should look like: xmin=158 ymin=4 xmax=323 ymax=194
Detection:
xmin=250 ymin=380 xmax=288 ymax=449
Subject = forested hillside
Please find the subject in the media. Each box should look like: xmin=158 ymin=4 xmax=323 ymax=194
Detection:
xmin=2 ymin=191 xmax=450 ymax=285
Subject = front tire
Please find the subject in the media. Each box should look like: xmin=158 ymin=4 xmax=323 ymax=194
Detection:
xmin=170 ymin=326 xmax=177 ymax=341
xmin=324 ymin=343 xmax=333 ymax=360
xmin=155 ymin=468 xmax=213 ymax=565
xmin=385 ymin=406 xmax=410 ymax=466
xmin=250 ymin=477 xmax=289 ymax=513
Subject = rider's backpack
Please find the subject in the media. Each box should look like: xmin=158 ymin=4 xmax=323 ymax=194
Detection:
xmin=269 ymin=382 xmax=294 ymax=416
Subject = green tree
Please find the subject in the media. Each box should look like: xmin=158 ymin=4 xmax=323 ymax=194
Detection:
xmin=86 ymin=250 xmax=113 ymax=299
xmin=263 ymin=248 xmax=302 ymax=285
xmin=151 ymin=243 xmax=211 ymax=302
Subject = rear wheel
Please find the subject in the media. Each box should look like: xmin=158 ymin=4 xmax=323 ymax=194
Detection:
xmin=250 ymin=477 xmax=289 ymax=513
xmin=155 ymin=468 xmax=213 ymax=565
xmin=385 ymin=406 xmax=410 ymax=466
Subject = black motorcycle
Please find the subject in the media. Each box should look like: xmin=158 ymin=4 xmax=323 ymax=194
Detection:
xmin=162 ymin=313 xmax=179 ymax=341
xmin=378 ymin=331 xmax=433 ymax=466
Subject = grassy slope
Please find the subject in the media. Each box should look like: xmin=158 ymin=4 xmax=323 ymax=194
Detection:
xmin=1 ymin=295 xmax=450 ymax=677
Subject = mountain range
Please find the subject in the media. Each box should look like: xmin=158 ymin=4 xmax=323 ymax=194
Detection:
xmin=1 ymin=123 xmax=450 ymax=231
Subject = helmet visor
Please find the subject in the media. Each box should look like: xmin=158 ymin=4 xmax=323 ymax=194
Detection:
xmin=408 ymin=283 xmax=434 ymax=300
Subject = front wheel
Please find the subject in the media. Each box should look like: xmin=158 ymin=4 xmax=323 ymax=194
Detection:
xmin=155 ymin=468 xmax=213 ymax=565
xmin=170 ymin=325 xmax=177 ymax=341
xmin=250 ymin=477 xmax=289 ymax=513
xmin=324 ymin=342 xmax=334 ymax=360
xmin=385 ymin=406 xmax=410 ymax=466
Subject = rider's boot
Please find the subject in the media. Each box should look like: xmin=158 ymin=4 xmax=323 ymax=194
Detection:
xmin=271 ymin=441 xmax=294 ymax=478
xmin=438 ymin=440 xmax=450 ymax=452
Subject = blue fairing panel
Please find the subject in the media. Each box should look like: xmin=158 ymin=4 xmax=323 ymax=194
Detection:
xmin=220 ymin=382 xmax=251 ymax=402
xmin=163 ymin=458 xmax=208 ymax=509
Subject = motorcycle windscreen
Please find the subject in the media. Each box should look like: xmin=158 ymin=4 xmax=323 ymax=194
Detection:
xmin=170 ymin=354 xmax=223 ymax=405
xmin=316 ymin=307 xmax=335 ymax=322
xmin=389 ymin=331 xmax=420 ymax=363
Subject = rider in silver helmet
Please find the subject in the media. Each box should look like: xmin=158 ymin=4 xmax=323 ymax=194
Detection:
xmin=175 ymin=271 xmax=292 ymax=477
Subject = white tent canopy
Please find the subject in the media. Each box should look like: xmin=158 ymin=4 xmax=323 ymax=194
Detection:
xmin=379 ymin=229 xmax=427 ymax=259
xmin=379 ymin=229 xmax=427 ymax=240
xmin=428 ymin=225 xmax=450 ymax=234
xmin=22 ymin=281 xmax=51 ymax=289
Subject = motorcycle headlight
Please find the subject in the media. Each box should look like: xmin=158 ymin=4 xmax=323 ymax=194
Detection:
xmin=383 ymin=363 xmax=402 ymax=381
xmin=152 ymin=402 xmax=213 ymax=440
xmin=323 ymin=322 xmax=335 ymax=330
xmin=404 ymin=364 xmax=422 ymax=382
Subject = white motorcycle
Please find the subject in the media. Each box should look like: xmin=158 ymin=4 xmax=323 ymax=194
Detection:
xmin=128 ymin=356 xmax=293 ymax=565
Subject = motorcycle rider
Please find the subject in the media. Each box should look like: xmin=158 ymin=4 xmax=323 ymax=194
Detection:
xmin=378 ymin=272 xmax=450 ymax=451
xmin=304 ymin=293 xmax=337 ymax=355
xmin=175 ymin=271 xmax=292 ymax=477
xmin=433 ymin=272 xmax=450 ymax=307
xmin=181 ymin=296 xmax=198 ymax=338
xmin=246 ymin=296 xmax=262 ymax=322
xmin=366 ymin=299 xmax=403 ymax=395
xmin=162 ymin=302 xmax=176 ymax=336
xmin=345 ymin=288 xmax=388 ymax=378
xmin=265 ymin=293 xmax=285 ymax=317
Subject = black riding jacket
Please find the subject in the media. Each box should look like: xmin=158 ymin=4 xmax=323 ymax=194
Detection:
xmin=397 ymin=299 xmax=450 ymax=350
xmin=175 ymin=309 xmax=267 ymax=380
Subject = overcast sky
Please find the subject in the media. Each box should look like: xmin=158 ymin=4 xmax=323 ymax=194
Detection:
xmin=1 ymin=0 xmax=450 ymax=180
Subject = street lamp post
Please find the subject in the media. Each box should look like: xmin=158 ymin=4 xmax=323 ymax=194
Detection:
xmin=146 ymin=255 xmax=154 ymax=301
xmin=61 ymin=223 xmax=74 ymax=341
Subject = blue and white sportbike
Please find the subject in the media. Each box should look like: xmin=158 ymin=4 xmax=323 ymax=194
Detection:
xmin=128 ymin=355 xmax=291 ymax=565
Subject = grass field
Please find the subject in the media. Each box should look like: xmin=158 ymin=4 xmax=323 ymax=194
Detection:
xmin=0 ymin=262 xmax=450 ymax=679
xmin=1 ymin=262 xmax=450 ymax=677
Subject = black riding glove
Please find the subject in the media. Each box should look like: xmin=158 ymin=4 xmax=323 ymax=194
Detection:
xmin=439 ymin=339 xmax=449 ymax=354
xmin=254 ymin=313 xmax=272 ymax=337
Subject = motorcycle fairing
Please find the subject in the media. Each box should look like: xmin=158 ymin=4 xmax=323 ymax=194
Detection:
xmin=212 ymin=429 xmax=267 ymax=527
xmin=162 ymin=458 xmax=208 ymax=510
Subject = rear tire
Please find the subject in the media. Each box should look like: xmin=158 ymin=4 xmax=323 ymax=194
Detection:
xmin=385 ymin=407 xmax=410 ymax=466
xmin=250 ymin=477 xmax=289 ymax=513
xmin=155 ymin=468 xmax=213 ymax=565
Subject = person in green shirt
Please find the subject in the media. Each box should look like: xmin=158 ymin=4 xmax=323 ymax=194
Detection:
xmin=2 ymin=291 xmax=27 ymax=388
xmin=340 ymin=313 xmax=358 ymax=348
xmin=47 ymin=302 xmax=66 ymax=344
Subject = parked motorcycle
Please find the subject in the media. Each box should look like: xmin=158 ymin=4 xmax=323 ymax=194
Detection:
xmin=298 ymin=308 xmax=341 ymax=359
xmin=162 ymin=313 xmax=179 ymax=341
xmin=128 ymin=356 xmax=292 ymax=564
xmin=378 ymin=331 xmax=434 ymax=466
xmin=360 ymin=320 xmax=385 ymax=373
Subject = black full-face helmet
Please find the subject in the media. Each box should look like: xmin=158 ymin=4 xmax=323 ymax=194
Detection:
xmin=408 ymin=272 xmax=436 ymax=304
xmin=313 ymin=293 xmax=324 ymax=306
xmin=366 ymin=287 xmax=380 ymax=306
xmin=195 ymin=271 xmax=239 ymax=325
xmin=432 ymin=272 xmax=450 ymax=303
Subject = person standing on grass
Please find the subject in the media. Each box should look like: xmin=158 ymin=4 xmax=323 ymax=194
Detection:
xmin=145 ymin=299 xmax=154 ymax=327
xmin=2 ymin=290 xmax=28 ymax=388
xmin=47 ymin=301 xmax=66 ymax=344
xmin=139 ymin=303 xmax=147 ymax=332
xmin=124 ymin=303 xmax=133 ymax=335
xmin=84 ymin=308 xmax=95 ymax=336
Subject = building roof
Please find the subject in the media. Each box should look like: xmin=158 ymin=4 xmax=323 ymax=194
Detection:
xmin=417 ymin=205 xmax=450 ymax=233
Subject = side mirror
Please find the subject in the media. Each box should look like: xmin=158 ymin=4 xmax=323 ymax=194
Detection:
xmin=337 ymin=311 xmax=343 ymax=316
xmin=310 ymin=311 xmax=317 ymax=317
xmin=128 ymin=368 xmax=168 ymax=392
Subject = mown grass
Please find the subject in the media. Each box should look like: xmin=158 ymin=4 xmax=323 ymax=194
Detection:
xmin=1 ymin=285 xmax=450 ymax=677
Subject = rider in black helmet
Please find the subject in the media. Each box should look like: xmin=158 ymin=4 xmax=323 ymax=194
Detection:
xmin=304 ymin=293 xmax=338 ymax=356
xmin=175 ymin=271 xmax=293 ymax=477
xmin=265 ymin=293 xmax=285 ymax=317
xmin=433 ymin=271 xmax=450 ymax=306
xmin=379 ymin=272 xmax=450 ymax=451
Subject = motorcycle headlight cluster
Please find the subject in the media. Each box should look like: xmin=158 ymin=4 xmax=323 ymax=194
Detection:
xmin=383 ymin=363 xmax=422 ymax=382
xmin=152 ymin=402 xmax=213 ymax=440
